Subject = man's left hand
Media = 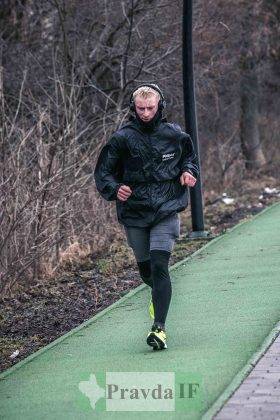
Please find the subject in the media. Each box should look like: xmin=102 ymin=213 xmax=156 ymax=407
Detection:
xmin=180 ymin=171 xmax=197 ymax=187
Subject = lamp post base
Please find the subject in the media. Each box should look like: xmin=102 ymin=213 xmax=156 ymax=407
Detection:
xmin=187 ymin=230 xmax=212 ymax=239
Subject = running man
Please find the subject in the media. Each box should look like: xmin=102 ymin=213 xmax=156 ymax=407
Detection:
xmin=94 ymin=83 xmax=198 ymax=350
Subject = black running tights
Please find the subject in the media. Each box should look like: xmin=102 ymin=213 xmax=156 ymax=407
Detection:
xmin=137 ymin=249 xmax=171 ymax=328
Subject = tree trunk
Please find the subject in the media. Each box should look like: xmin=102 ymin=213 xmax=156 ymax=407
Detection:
xmin=239 ymin=1 xmax=266 ymax=171
xmin=240 ymin=58 xmax=266 ymax=170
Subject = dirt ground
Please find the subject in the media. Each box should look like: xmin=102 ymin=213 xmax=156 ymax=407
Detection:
xmin=1 ymin=173 xmax=279 ymax=374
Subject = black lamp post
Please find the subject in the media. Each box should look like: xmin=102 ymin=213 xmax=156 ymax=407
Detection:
xmin=182 ymin=0 xmax=208 ymax=238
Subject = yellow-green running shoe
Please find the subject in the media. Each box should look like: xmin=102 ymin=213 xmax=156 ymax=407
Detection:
xmin=147 ymin=326 xmax=167 ymax=350
xmin=149 ymin=297 xmax=154 ymax=319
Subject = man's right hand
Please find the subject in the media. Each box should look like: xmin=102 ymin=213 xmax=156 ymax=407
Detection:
xmin=117 ymin=185 xmax=132 ymax=201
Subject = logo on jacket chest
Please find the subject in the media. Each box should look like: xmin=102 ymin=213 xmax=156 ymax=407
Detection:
xmin=162 ymin=152 xmax=175 ymax=161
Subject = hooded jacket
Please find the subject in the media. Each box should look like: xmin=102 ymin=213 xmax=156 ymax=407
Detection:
xmin=94 ymin=109 xmax=199 ymax=227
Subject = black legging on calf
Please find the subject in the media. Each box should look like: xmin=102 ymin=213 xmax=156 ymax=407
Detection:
xmin=150 ymin=249 xmax=171 ymax=329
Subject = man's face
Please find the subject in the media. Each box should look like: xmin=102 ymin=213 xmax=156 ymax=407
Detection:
xmin=134 ymin=95 xmax=159 ymax=122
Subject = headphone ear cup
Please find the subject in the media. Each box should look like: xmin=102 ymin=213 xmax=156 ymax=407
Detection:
xmin=130 ymin=102 xmax=135 ymax=112
xmin=158 ymin=99 xmax=166 ymax=111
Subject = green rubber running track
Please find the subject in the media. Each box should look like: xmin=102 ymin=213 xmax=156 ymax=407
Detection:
xmin=1 ymin=202 xmax=280 ymax=419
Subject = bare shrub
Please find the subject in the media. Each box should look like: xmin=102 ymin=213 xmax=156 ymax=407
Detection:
xmin=0 ymin=0 xmax=279 ymax=296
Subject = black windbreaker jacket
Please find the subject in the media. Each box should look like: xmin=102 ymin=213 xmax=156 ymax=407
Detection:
xmin=94 ymin=112 xmax=199 ymax=227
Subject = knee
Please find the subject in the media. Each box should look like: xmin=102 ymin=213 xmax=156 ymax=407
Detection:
xmin=137 ymin=259 xmax=151 ymax=279
xmin=151 ymin=259 xmax=165 ymax=276
xmin=150 ymin=249 xmax=170 ymax=267
xmin=150 ymin=249 xmax=171 ymax=278
xmin=137 ymin=259 xmax=152 ymax=287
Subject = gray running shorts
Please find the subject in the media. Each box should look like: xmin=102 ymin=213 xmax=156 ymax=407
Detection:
xmin=123 ymin=213 xmax=180 ymax=262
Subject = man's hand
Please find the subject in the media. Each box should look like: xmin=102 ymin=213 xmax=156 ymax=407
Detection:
xmin=117 ymin=185 xmax=132 ymax=201
xmin=180 ymin=171 xmax=197 ymax=187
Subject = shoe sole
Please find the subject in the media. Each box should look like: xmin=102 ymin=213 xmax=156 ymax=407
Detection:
xmin=147 ymin=333 xmax=167 ymax=350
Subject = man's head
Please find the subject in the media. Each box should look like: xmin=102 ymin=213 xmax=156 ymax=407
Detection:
xmin=131 ymin=86 xmax=163 ymax=122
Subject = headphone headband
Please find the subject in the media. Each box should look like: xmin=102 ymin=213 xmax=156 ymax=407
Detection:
xmin=129 ymin=83 xmax=166 ymax=112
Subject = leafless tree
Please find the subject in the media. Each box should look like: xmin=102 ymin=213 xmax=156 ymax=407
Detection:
xmin=0 ymin=0 xmax=279 ymax=296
